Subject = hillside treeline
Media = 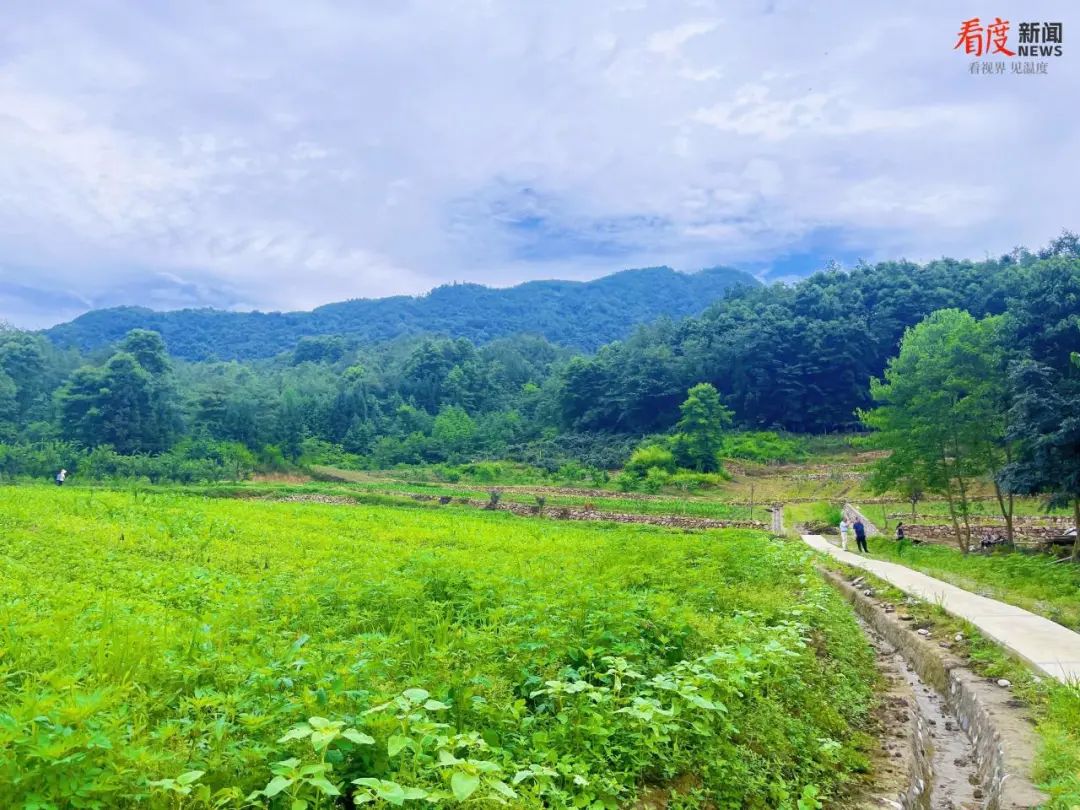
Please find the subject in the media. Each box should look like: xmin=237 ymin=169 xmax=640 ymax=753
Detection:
xmin=42 ymin=266 xmax=756 ymax=359
xmin=1 ymin=235 xmax=1078 ymax=481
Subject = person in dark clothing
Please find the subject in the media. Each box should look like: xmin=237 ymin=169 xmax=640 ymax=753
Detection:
xmin=853 ymin=518 xmax=868 ymax=553
xmin=895 ymin=522 xmax=905 ymax=542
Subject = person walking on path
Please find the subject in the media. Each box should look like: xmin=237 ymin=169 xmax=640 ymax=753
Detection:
xmin=839 ymin=516 xmax=850 ymax=551
xmin=55 ymin=468 xmax=67 ymax=487
xmin=853 ymin=517 xmax=868 ymax=553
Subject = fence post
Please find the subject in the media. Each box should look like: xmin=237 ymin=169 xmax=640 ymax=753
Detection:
xmin=771 ymin=504 xmax=784 ymax=534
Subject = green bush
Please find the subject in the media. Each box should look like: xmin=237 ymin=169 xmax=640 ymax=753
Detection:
xmin=722 ymin=432 xmax=807 ymax=463
xmin=615 ymin=470 xmax=638 ymax=492
xmin=461 ymin=461 xmax=503 ymax=482
xmin=625 ymin=445 xmax=677 ymax=477
xmin=0 ymin=440 xmax=264 ymax=484
xmin=669 ymin=470 xmax=730 ymax=491
xmin=588 ymin=467 xmax=609 ymax=487
xmin=641 ymin=466 xmax=671 ymax=493
xmin=556 ymin=461 xmax=587 ymax=482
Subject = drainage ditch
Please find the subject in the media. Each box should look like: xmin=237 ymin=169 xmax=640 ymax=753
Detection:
xmin=864 ymin=618 xmax=984 ymax=809
xmin=821 ymin=568 xmax=1047 ymax=809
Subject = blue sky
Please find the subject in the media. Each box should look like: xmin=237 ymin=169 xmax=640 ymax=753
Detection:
xmin=0 ymin=1 xmax=1077 ymax=327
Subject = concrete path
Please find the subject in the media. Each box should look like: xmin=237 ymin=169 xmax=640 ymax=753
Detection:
xmin=802 ymin=534 xmax=1080 ymax=682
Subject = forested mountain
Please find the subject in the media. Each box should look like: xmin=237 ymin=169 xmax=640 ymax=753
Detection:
xmin=42 ymin=265 xmax=758 ymax=360
xmin=4 ymin=236 xmax=1079 ymax=484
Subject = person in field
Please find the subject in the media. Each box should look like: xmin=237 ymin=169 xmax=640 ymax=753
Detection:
xmin=839 ymin=516 xmax=850 ymax=550
xmin=895 ymin=522 xmax=905 ymax=542
xmin=853 ymin=517 xmax=868 ymax=553
xmin=55 ymin=468 xmax=67 ymax=486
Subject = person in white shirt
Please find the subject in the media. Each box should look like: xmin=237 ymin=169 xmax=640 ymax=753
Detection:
xmin=55 ymin=468 xmax=67 ymax=486
xmin=839 ymin=517 xmax=850 ymax=551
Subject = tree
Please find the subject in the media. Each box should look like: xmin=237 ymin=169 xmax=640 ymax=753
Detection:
xmin=861 ymin=310 xmax=1011 ymax=550
xmin=293 ymin=335 xmax=349 ymax=365
xmin=118 ymin=329 xmax=172 ymax=376
xmin=1001 ymin=361 xmax=1080 ymax=561
xmin=671 ymin=383 xmax=732 ymax=472
xmin=56 ymin=330 xmax=181 ymax=454
xmin=275 ymin=388 xmax=307 ymax=460
xmin=431 ymin=406 xmax=476 ymax=461
xmin=0 ymin=370 xmax=17 ymax=439
xmin=0 ymin=330 xmax=49 ymax=422
xmin=58 ymin=354 xmax=161 ymax=453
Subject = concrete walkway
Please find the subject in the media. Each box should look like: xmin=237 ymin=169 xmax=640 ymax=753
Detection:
xmin=802 ymin=534 xmax=1080 ymax=682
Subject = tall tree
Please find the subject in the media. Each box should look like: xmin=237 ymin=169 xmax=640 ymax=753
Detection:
xmin=57 ymin=330 xmax=180 ymax=454
xmin=671 ymin=383 xmax=732 ymax=472
xmin=1001 ymin=361 xmax=1080 ymax=561
xmin=862 ymin=310 xmax=1010 ymax=550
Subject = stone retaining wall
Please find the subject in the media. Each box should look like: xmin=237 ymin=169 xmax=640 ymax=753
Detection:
xmin=899 ymin=522 xmax=1068 ymax=546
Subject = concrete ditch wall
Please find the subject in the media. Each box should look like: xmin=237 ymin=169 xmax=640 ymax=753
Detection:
xmin=820 ymin=569 xmax=1048 ymax=809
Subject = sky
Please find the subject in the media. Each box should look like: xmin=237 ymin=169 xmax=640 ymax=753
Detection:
xmin=0 ymin=1 xmax=1077 ymax=328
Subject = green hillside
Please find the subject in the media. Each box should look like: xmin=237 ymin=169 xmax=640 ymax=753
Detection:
xmin=42 ymin=265 xmax=758 ymax=361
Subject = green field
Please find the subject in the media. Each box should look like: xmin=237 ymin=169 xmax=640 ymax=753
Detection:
xmin=0 ymin=485 xmax=876 ymax=809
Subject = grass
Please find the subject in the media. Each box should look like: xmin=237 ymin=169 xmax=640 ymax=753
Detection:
xmin=817 ymin=557 xmax=1080 ymax=808
xmin=785 ymin=502 xmax=843 ymax=527
xmin=0 ymin=484 xmax=877 ymax=809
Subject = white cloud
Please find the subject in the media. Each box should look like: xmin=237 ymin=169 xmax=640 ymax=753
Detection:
xmin=646 ymin=20 xmax=721 ymax=57
xmin=0 ymin=0 xmax=1077 ymax=327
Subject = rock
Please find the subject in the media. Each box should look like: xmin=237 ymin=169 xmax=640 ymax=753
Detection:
xmin=973 ymin=787 xmax=984 ymax=799
xmin=917 ymin=628 xmax=930 ymax=636
xmin=997 ymin=678 xmax=1012 ymax=688
xmin=954 ymin=633 xmax=964 ymax=642
xmin=939 ymin=642 xmax=952 ymax=649
xmin=863 ymin=588 xmax=874 ymax=597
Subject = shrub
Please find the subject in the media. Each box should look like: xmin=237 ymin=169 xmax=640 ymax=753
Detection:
xmin=463 ymin=461 xmax=503 ymax=482
xmin=669 ymin=471 xmax=729 ymax=491
xmin=722 ymin=431 xmax=807 ymax=463
xmin=625 ymin=445 xmax=676 ymax=477
xmin=641 ymin=466 xmax=671 ymax=493
xmin=556 ymin=461 xmax=588 ymax=482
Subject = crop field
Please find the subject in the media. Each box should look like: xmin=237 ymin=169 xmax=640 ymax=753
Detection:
xmin=0 ymin=485 xmax=876 ymax=809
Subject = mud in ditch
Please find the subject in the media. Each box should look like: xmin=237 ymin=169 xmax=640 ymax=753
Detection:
xmin=823 ymin=568 xmax=1048 ymax=808
xmin=863 ymin=619 xmax=984 ymax=810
